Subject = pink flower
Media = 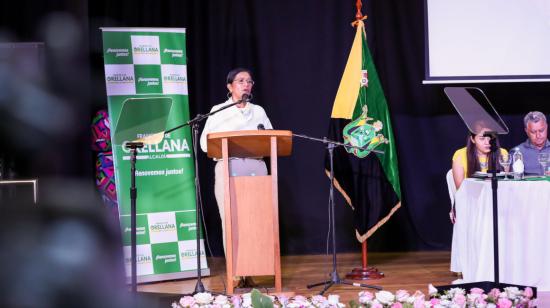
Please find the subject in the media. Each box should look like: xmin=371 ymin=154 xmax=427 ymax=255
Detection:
xmin=395 ymin=290 xmax=410 ymax=302
xmin=524 ymin=287 xmax=534 ymax=299
xmin=291 ymin=295 xmax=309 ymax=306
xmin=413 ymin=298 xmax=425 ymax=308
xmin=470 ymin=287 xmax=485 ymax=295
xmin=359 ymin=295 xmax=372 ymax=304
xmin=412 ymin=290 xmax=425 ymax=301
xmin=371 ymin=303 xmax=383 ymax=308
xmin=497 ymin=297 xmax=513 ymax=308
xmin=231 ymin=295 xmax=242 ymax=308
xmin=293 ymin=295 xmax=307 ymax=302
xmin=430 ymin=298 xmax=440 ymax=305
xmin=488 ymin=288 xmax=501 ymax=299
xmin=390 ymin=303 xmax=403 ymax=308
xmin=277 ymin=295 xmax=289 ymax=306
xmin=359 ymin=291 xmax=374 ymax=301
xmin=453 ymin=293 xmax=466 ymax=306
xmin=517 ymin=298 xmax=532 ymax=308
xmin=179 ymin=296 xmax=196 ymax=307
xmin=311 ymin=295 xmax=327 ymax=305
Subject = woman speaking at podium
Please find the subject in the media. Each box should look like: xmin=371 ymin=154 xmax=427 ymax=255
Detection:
xmin=199 ymin=68 xmax=273 ymax=286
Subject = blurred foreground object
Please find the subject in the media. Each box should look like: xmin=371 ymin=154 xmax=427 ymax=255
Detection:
xmin=0 ymin=178 xmax=131 ymax=308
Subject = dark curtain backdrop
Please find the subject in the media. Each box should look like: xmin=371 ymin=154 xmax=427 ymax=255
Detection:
xmin=2 ymin=0 xmax=549 ymax=256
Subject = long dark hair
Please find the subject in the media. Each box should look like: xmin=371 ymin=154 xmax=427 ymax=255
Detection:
xmin=465 ymin=132 xmax=502 ymax=178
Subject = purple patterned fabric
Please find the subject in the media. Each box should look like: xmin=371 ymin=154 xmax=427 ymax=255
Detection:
xmin=91 ymin=109 xmax=112 ymax=152
xmin=92 ymin=110 xmax=118 ymax=215
xmin=96 ymin=152 xmax=117 ymax=210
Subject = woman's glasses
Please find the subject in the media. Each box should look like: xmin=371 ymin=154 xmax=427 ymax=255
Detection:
xmin=234 ymin=79 xmax=255 ymax=86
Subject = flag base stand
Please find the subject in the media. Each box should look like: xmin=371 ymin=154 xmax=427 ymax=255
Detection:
xmin=345 ymin=241 xmax=384 ymax=280
xmin=346 ymin=267 xmax=384 ymax=280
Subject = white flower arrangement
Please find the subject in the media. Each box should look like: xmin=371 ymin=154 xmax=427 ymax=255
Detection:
xmin=173 ymin=290 xmax=345 ymax=308
xmin=172 ymin=285 xmax=536 ymax=308
xmin=354 ymin=285 xmax=535 ymax=308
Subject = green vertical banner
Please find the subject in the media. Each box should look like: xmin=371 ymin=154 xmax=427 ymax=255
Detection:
xmin=101 ymin=28 xmax=209 ymax=283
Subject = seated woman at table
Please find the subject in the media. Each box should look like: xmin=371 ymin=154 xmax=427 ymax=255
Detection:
xmin=452 ymin=129 xmax=508 ymax=190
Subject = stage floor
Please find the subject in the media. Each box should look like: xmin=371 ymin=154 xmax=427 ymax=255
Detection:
xmin=138 ymin=251 xmax=458 ymax=303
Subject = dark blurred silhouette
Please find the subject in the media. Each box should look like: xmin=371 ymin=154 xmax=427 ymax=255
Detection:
xmin=0 ymin=179 xmax=132 ymax=308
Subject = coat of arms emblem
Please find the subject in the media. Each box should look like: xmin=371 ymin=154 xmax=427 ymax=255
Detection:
xmin=343 ymin=104 xmax=388 ymax=158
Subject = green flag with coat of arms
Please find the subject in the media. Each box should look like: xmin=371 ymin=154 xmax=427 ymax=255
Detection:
xmin=327 ymin=18 xmax=401 ymax=242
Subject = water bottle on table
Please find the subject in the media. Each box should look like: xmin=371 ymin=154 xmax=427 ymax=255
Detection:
xmin=511 ymin=147 xmax=524 ymax=180
xmin=537 ymin=152 xmax=549 ymax=176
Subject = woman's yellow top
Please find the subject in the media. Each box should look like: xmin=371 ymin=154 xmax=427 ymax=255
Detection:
xmin=452 ymin=147 xmax=508 ymax=176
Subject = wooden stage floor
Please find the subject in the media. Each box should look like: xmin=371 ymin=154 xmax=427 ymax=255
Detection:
xmin=138 ymin=251 xmax=458 ymax=303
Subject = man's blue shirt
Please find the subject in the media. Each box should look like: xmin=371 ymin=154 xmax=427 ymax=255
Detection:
xmin=514 ymin=139 xmax=550 ymax=175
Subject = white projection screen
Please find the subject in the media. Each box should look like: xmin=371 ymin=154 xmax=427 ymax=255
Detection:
xmin=424 ymin=0 xmax=550 ymax=83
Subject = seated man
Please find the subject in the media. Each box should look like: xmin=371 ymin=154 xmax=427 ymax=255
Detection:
xmin=514 ymin=111 xmax=550 ymax=175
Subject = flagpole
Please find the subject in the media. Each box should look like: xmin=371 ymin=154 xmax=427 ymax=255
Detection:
xmin=345 ymin=240 xmax=385 ymax=280
xmin=337 ymin=0 xmax=385 ymax=282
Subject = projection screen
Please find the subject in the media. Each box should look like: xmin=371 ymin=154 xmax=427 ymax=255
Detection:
xmin=424 ymin=0 xmax=550 ymax=83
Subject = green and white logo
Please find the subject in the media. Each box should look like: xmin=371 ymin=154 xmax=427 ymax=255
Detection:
xmin=104 ymin=64 xmax=136 ymax=96
xmin=103 ymin=32 xmax=133 ymax=64
xmin=148 ymin=212 xmax=178 ymax=244
xmin=131 ymin=35 xmax=161 ymax=65
xmin=121 ymin=214 xmax=150 ymax=245
xmin=159 ymin=32 xmax=186 ymax=65
xmin=178 ymin=241 xmax=207 ymax=271
xmin=106 ymin=48 xmax=130 ymax=58
xmin=163 ymin=48 xmax=183 ymax=59
xmin=124 ymin=244 xmax=154 ymax=275
xmin=134 ymin=65 xmax=163 ymax=94
xmin=161 ymin=64 xmax=188 ymax=95
xmin=176 ymin=211 xmax=198 ymax=241
xmin=151 ymin=242 xmax=181 ymax=274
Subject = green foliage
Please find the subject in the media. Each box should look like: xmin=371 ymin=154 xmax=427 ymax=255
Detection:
xmin=251 ymin=289 xmax=274 ymax=308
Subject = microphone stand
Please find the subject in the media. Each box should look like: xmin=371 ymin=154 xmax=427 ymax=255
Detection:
xmin=125 ymin=141 xmax=144 ymax=294
xmin=292 ymin=133 xmax=383 ymax=295
xmin=484 ymin=131 xmax=501 ymax=285
xmin=163 ymin=99 xmax=244 ymax=295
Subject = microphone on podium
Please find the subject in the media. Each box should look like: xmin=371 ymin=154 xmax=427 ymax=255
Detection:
xmin=257 ymin=123 xmax=265 ymax=130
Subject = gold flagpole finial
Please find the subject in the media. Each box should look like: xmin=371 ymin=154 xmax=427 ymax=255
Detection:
xmin=352 ymin=0 xmax=368 ymax=27
xmin=355 ymin=0 xmax=363 ymax=20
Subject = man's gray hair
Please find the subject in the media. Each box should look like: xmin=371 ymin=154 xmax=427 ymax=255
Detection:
xmin=523 ymin=111 xmax=547 ymax=127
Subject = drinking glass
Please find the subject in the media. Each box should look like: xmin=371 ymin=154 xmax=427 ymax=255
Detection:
xmin=538 ymin=152 xmax=549 ymax=176
xmin=499 ymin=154 xmax=511 ymax=179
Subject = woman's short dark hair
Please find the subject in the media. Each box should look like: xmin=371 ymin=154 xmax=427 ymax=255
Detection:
xmin=226 ymin=68 xmax=253 ymax=84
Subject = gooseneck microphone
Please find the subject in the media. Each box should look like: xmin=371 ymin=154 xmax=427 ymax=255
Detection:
xmin=240 ymin=93 xmax=250 ymax=103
